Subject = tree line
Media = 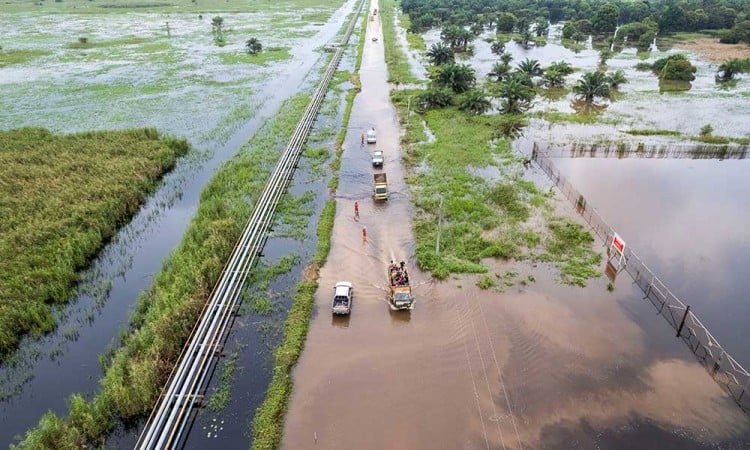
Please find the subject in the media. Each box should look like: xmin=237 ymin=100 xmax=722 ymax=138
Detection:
xmin=401 ymin=0 xmax=750 ymax=45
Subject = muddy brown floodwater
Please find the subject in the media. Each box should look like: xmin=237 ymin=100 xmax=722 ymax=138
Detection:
xmin=281 ymin=5 xmax=750 ymax=449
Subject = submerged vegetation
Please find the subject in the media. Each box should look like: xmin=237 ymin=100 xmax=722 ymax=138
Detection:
xmin=0 ymin=128 xmax=188 ymax=363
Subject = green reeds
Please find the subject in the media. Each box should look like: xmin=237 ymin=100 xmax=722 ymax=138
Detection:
xmin=0 ymin=127 xmax=188 ymax=363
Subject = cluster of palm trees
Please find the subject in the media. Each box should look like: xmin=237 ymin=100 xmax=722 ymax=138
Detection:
xmin=440 ymin=25 xmax=475 ymax=53
xmin=421 ymin=28 xmax=629 ymax=117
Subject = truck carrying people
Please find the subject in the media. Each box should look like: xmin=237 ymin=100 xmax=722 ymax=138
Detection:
xmin=388 ymin=261 xmax=414 ymax=310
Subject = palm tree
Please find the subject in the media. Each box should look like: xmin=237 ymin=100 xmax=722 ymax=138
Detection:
xmin=456 ymin=28 xmax=475 ymax=52
xmin=490 ymin=40 xmax=505 ymax=56
xmin=211 ymin=16 xmax=225 ymax=45
xmin=440 ymin=25 xmax=462 ymax=49
xmin=517 ymin=58 xmax=543 ymax=78
xmin=488 ymin=62 xmax=511 ymax=81
xmin=434 ymin=63 xmax=476 ymax=93
xmin=459 ymin=89 xmax=492 ymax=115
xmin=519 ymin=29 xmax=534 ymax=48
xmin=547 ymin=60 xmax=574 ymax=76
xmin=497 ymin=76 xmax=534 ymax=114
xmin=245 ymin=38 xmax=262 ymax=55
xmin=542 ymin=68 xmax=566 ymax=88
xmin=500 ymin=52 xmax=513 ymax=65
xmin=606 ymin=70 xmax=628 ymax=89
xmin=534 ymin=19 xmax=549 ymax=37
xmin=426 ymin=43 xmax=454 ymax=66
xmin=573 ymin=71 xmax=610 ymax=103
xmin=418 ymin=86 xmax=454 ymax=109
xmin=716 ymin=59 xmax=745 ymax=82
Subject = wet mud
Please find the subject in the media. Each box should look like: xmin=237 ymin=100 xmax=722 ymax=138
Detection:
xmin=281 ymin=6 xmax=750 ymax=449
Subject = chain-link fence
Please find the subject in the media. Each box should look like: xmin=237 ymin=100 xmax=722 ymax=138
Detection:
xmin=532 ymin=143 xmax=750 ymax=414
xmin=534 ymin=141 xmax=749 ymax=160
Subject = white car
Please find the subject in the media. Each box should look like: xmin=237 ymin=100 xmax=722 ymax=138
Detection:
xmin=372 ymin=150 xmax=384 ymax=167
xmin=332 ymin=281 xmax=353 ymax=315
xmin=366 ymin=129 xmax=376 ymax=144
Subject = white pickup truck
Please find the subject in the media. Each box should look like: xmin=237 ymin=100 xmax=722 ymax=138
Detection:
xmin=366 ymin=128 xmax=376 ymax=144
xmin=372 ymin=150 xmax=384 ymax=167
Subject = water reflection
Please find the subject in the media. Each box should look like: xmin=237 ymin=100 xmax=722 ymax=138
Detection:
xmin=331 ymin=315 xmax=350 ymax=329
xmin=389 ymin=309 xmax=411 ymax=325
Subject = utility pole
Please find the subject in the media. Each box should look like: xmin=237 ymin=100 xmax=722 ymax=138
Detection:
xmin=436 ymin=196 xmax=443 ymax=256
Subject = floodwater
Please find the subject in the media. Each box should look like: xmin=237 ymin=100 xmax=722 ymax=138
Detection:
xmin=0 ymin=0 xmax=357 ymax=446
xmin=422 ymin=23 xmax=750 ymax=140
xmin=281 ymin=7 xmax=750 ymax=450
xmin=550 ymin=157 xmax=750 ymax=366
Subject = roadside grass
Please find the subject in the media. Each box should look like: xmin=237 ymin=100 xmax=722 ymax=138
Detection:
xmin=14 ymin=94 xmax=311 ymax=449
xmin=390 ymin=92 xmax=601 ymax=285
xmin=380 ymin=0 xmax=420 ymax=84
xmin=398 ymin=13 xmax=426 ymax=51
xmin=219 ymin=47 xmax=292 ymax=66
xmin=0 ymin=49 xmax=51 ymax=67
xmin=0 ymin=128 xmax=188 ymax=364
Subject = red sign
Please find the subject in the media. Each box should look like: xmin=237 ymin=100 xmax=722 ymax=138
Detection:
xmin=612 ymin=233 xmax=625 ymax=254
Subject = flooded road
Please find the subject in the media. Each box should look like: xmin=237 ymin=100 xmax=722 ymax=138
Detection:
xmin=281 ymin=6 xmax=750 ymax=449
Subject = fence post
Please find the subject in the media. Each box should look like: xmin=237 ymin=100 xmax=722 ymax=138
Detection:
xmin=676 ymin=305 xmax=691 ymax=338
xmin=713 ymin=350 xmax=725 ymax=375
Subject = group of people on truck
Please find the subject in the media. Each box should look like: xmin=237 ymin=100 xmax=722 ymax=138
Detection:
xmin=389 ymin=260 xmax=409 ymax=286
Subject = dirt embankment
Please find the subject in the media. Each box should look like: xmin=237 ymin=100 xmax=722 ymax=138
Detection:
xmin=674 ymin=37 xmax=750 ymax=63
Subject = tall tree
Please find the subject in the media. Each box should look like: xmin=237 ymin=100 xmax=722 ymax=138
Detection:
xmin=592 ymin=3 xmax=620 ymax=33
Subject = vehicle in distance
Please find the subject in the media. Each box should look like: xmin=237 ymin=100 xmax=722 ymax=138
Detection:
xmin=373 ymin=173 xmax=388 ymax=200
xmin=366 ymin=128 xmax=376 ymax=144
xmin=388 ymin=262 xmax=414 ymax=310
xmin=372 ymin=36 xmax=378 ymax=42
xmin=332 ymin=281 xmax=353 ymax=315
xmin=372 ymin=150 xmax=384 ymax=167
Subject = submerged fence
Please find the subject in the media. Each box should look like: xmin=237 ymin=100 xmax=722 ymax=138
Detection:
xmin=535 ymin=140 xmax=749 ymax=160
xmin=531 ymin=142 xmax=750 ymax=414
